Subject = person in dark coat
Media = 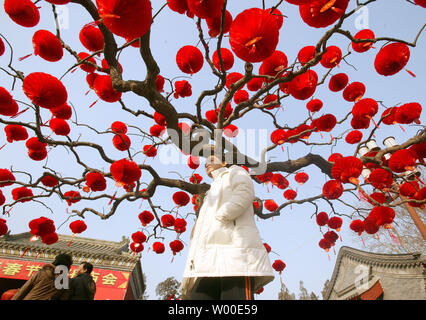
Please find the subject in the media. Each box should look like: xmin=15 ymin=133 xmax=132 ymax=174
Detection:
xmin=12 ymin=253 xmax=73 ymax=300
xmin=69 ymin=262 xmax=96 ymax=300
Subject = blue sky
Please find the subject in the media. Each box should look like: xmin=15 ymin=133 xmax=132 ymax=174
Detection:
xmin=1 ymin=0 xmax=425 ymax=300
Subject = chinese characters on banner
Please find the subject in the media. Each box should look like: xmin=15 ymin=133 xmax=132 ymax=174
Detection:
xmin=0 ymin=258 xmax=130 ymax=300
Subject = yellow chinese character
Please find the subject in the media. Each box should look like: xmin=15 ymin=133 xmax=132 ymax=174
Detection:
xmin=26 ymin=265 xmax=42 ymax=277
xmin=69 ymin=269 xmax=78 ymax=279
xmin=3 ymin=263 xmax=23 ymax=276
xmin=102 ymin=273 xmax=118 ymax=286
xmin=91 ymin=272 xmax=100 ymax=284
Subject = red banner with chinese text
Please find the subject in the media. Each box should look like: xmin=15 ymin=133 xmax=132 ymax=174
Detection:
xmin=0 ymin=258 xmax=130 ymax=300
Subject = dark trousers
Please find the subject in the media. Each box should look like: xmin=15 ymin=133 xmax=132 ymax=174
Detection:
xmin=189 ymin=276 xmax=254 ymax=300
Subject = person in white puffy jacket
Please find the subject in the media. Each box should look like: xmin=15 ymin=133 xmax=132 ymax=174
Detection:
xmin=180 ymin=155 xmax=274 ymax=300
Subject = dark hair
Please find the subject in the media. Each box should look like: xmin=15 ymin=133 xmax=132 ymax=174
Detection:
xmin=52 ymin=253 xmax=73 ymax=270
xmin=81 ymin=262 xmax=93 ymax=274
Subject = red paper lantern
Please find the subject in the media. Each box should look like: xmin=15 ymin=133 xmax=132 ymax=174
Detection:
xmin=399 ymin=181 xmax=420 ymax=198
xmin=352 ymin=98 xmax=378 ymax=119
xmin=0 ymin=87 xmax=19 ymax=116
xmin=0 ymin=169 xmax=15 ymax=188
xmin=264 ymin=199 xmax=278 ymax=212
xmin=320 ymin=46 xmax=342 ymax=68
xmin=1 ymin=289 xmax=18 ymax=300
xmin=143 ymin=145 xmax=157 ymax=157
xmin=216 ymin=103 xmax=233 ymax=119
xmin=329 ymin=73 xmax=349 ymax=92
xmin=271 ymin=174 xmax=289 ymax=189
xmin=328 ymin=216 xmax=343 ymax=231
xmin=49 ymin=118 xmax=70 ymax=136
xmin=366 ymin=192 xmax=387 ymax=205
xmin=189 ymin=173 xmax=203 ymax=184
xmin=40 ymin=175 xmax=58 ymax=188
xmin=295 ymin=172 xmax=309 ymax=185
xmin=187 ymin=0 xmax=224 ymax=19
xmin=229 ymin=8 xmax=280 ymax=63
xmin=85 ymin=172 xmax=106 ymax=192
xmin=212 ymin=48 xmax=234 ymax=71
xmin=345 ymin=130 xmax=363 ymax=144
xmin=188 ymin=156 xmax=200 ymax=170
xmin=156 ymin=75 xmax=165 ymax=92
xmin=351 ymin=116 xmax=370 ymax=130
xmin=96 ymin=0 xmax=152 ymax=39
xmin=111 ymin=121 xmax=127 ymax=134
xmin=350 ymin=220 xmax=365 ymax=235
xmin=130 ymin=242 xmax=144 ymax=253
xmin=328 ymin=153 xmax=343 ymax=163
xmin=45 ymin=0 xmax=71 ymax=4
xmin=153 ymin=242 xmax=165 ymax=254
xmin=154 ymin=112 xmax=167 ymax=126
xmin=174 ymin=218 xmax=187 ymax=233
xmin=284 ymin=189 xmax=297 ymax=200
xmin=316 ymin=211 xmax=329 ymax=226
xmin=380 ymin=107 xmax=398 ymax=125
xmin=112 ymin=133 xmax=131 ymax=151
xmin=5 ymin=125 xmax=28 ymax=143
xmin=51 ymin=103 xmax=72 ymax=120
xmin=263 ymin=243 xmax=272 ymax=253
xmin=167 ymin=0 xmax=190 ymax=15
xmin=206 ymin=10 xmax=232 ymax=37
xmin=12 ymin=187 xmax=33 ymax=203
xmin=288 ymin=70 xmax=318 ymax=100
xmin=176 ymin=45 xmax=204 ymax=75
xmin=368 ymin=206 xmax=395 ymax=227
xmin=368 ymin=169 xmax=393 ymax=190
xmin=138 ymin=210 xmax=154 ymax=227
xmin=374 ymin=42 xmax=410 ymax=76
xmin=131 ymin=231 xmax=146 ymax=244
xmin=259 ymin=50 xmax=288 ymax=78
xmin=324 ymin=230 xmax=339 ymax=244
xmin=332 ymin=156 xmax=363 ymax=184
xmin=414 ymin=0 xmax=426 ymax=7
xmin=79 ymin=24 xmax=104 ymax=52
xmin=299 ymin=0 xmax=348 ymax=28
xmin=169 ymin=239 xmax=184 ymax=255
xmin=395 ymin=103 xmax=422 ymax=124
xmin=323 ymin=180 xmax=344 ymax=199
xmin=70 ymin=220 xmax=87 ymax=234
xmin=297 ymin=45 xmax=318 ymax=66
xmin=161 ymin=214 xmax=175 ymax=228
xmin=388 ymin=149 xmax=417 ymax=173
xmin=174 ymin=80 xmax=192 ymax=99
xmin=247 ymin=77 xmax=264 ymax=91
xmin=173 ymin=191 xmax=190 ymax=207
xmin=32 ymin=30 xmax=63 ymax=62
xmin=311 ymin=114 xmax=337 ymax=132
xmin=343 ymin=82 xmax=365 ymax=102
xmin=265 ymin=7 xmax=284 ymax=29
xmin=270 ymin=129 xmax=288 ymax=145
xmin=4 ymin=0 xmax=40 ymax=28
xmin=234 ymin=90 xmax=249 ymax=104
xmin=110 ymin=159 xmax=141 ymax=187
xmin=29 ymin=217 xmax=55 ymax=237
xmin=93 ymin=74 xmax=122 ymax=103
xmin=205 ymin=110 xmax=218 ymax=124
xmin=306 ymin=99 xmax=323 ymax=113
xmin=319 ymin=238 xmax=332 ymax=251
xmin=225 ymin=72 xmax=244 ymax=89
xmin=352 ymin=29 xmax=375 ymax=53
xmin=23 ymin=72 xmax=68 ymax=109
xmin=285 ymin=0 xmax=313 ymax=4
xmin=272 ymin=259 xmax=286 ymax=273
xmin=42 ymin=232 xmax=58 ymax=245
xmin=63 ymin=191 xmax=81 ymax=206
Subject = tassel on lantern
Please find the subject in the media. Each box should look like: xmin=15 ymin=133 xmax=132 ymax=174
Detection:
xmin=21 ymin=248 xmax=29 ymax=258
xmin=11 ymin=107 xmax=29 ymax=119
xmin=406 ymin=69 xmax=416 ymax=77
xmin=89 ymin=99 xmax=99 ymax=108
xmin=361 ymin=235 xmax=366 ymax=248
xmin=67 ymin=233 xmax=76 ymax=247
xmin=18 ymin=53 xmax=32 ymax=61
xmin=108 ymin=190 xmax=117 ymax=205
xmin=35 ymin=250 xmax=42 ymax=258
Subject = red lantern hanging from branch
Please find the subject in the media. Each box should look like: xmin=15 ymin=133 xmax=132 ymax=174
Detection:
xmin=299 ymin=0 xmax=349 ymax=28
xmin=23 ymin=72 xmax=68 ymax=109
xmin=4 ymin=0 xmax=40 ymax=28
xmin=176 ymin=45 xmax=204 ymax=75
xmin=32 ymin=30 xmax=63 ymax=62
xmin=374 ymin=42 xmax=410 ymax=76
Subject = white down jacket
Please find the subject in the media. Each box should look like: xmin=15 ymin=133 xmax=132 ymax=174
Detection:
xmin=180 ymin=165 xmax=274 ymax=297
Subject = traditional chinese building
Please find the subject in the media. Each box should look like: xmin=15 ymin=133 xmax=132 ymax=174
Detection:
xmin=324 ymin=246 xmax=425 ymax=300
xmin=0 ymin=232 xmax=145 ymax=300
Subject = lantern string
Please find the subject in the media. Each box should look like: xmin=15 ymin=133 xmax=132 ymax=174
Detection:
xmin=11 ymin=107 xmax=29 ymax=119
xmin=67 ymin=233 xmax=76 ymax=247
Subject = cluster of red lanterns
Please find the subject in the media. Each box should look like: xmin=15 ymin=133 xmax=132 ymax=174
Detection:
xmin=110 ymin=159 xmax=141 ymax=189
xmin=26 ymin=137 xmax=48 ymax=161
xmin=130 ymin=231 xmax=147 ymax=253
xmin=29 ymin=217 xmax=58 ymax=245
xmin=0 ymin=219 xmax=8 ymax=236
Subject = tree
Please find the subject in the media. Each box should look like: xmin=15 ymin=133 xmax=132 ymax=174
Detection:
xmin=155 ymin=276 xmax=181 ymax=300
xmin=278 ymin=283 xmax=296 ymax=300
xmin=0 ymin=0 xmax=425 ymax=289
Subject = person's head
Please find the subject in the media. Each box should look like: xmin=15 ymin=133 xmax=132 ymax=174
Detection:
xmin=77 ymin=262 xmax=93 ymax=275
xmin=52 ymin=253 xmax=73 ymax=270
xmin=205 ymin=154 xmax=227 ymax=178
